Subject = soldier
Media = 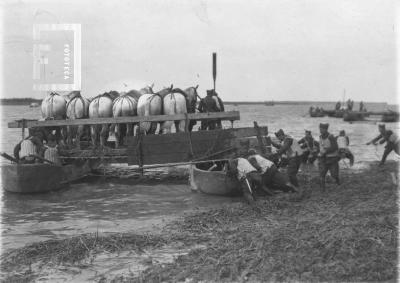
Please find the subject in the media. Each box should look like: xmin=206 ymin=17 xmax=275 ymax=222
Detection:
xmin=318 ymin=123 xmax=340 ymax=190
xmin=212 ymin=90 xmax=224 ymax=129
xmin=366 ymin=124 xmax=399 ymax=166
xmin=336 ymin=130 xmax=354 ymax=166
xmin=246 ymin=149 xmax=298 ymax=193
xmin=298 ymin=130 xmax=319 ymax=164
xmin=270 ymin=129 xmax=304 ymax=188
xmin=13 ymin=129 xmax=46 ymax=164
xmin=198 ymin=90 xmax=220 ymax=130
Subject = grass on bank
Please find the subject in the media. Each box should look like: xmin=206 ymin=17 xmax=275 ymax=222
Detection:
xmin=131 ymin=161 xmax=399 ymax=282
xmin=1 ymin=161 xmax=398 ymax=282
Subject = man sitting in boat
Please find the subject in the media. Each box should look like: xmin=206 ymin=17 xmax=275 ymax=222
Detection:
xmin=199 ymin=90 xmax=221 ymax=130
xmin=246 ymin=149 xmax=298 ymax=193
xmin=298 ymin=130 xmax=319 ymax=165
xmin=13 ymin=129 xmax=46 ymax=164
xmin=336 ymin=130 xmax=354 ymax=166
xmin=366 ymin=124 xmax=400 ymax=166
xmin=44 ymin=133 xmax=62 ymax=165
xmin=269 ymin=129 xmax=304 ymax=189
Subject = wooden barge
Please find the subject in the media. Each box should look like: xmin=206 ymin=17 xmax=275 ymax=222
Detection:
xmin=4 ymin=111 xmax=269 ymax=193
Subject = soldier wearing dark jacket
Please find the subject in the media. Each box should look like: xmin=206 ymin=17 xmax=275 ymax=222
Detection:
xmin=212 ymin=91 xmax=224 ymax=129
xmin=318 ymin=123 xmax=340 ymax=190
xmin=199 ymin=90 xmax=220 ymax=130
xmin=298 ymin=130 xmax=319 ymax=164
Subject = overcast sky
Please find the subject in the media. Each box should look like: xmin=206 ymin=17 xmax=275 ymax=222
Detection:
xmin=1 ymin=0 xmax=398 ymax=103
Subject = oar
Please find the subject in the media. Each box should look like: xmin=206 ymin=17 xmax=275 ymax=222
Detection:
xmin=0 ymin=152 xmax=19 ymax=163
xmin=212 ymin=52 xmax=217 ymax=93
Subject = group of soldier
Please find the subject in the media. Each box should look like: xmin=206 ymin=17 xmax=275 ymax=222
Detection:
xmin=227 ymin=123 xmax=399 ymax=204
xmin=335 ymin=99 xmax=366 ymax=112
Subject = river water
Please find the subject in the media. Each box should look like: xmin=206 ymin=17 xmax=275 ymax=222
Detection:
xmin=1 ymin=102 xmax=399 ymax=253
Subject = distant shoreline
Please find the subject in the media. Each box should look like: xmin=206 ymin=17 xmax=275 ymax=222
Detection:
xmin=0 ymin=98 xmax=396 ymax=106
xmin=0 ymin=98 xmax=42 ymax=105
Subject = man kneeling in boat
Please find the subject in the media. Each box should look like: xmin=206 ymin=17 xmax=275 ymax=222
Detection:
xmin=246 ymin=149 xmax=298 ymax=193
xmin=13 ymin=130 xmax=46 ymax=164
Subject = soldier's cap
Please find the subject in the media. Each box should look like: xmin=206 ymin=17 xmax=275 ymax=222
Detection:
xmin=305 ymin=130 xmax=311 ymax=134
xmin=206 ymin=89 xmax=214 ymax=95
xmin=247 ymin=148 xmax=257 ymax=156
xmin=319 ymin=123 xmax=329 ymax=129
xmin=339 ymin=130 xmax=345 ymax=135
xmin=378 ymin=124 xmax=386 ymax=129
xmin=275 ymin=129 xmax=285 ymax=137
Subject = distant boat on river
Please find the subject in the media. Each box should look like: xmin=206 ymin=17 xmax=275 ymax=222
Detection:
xmin=29 ymin=102 xmax=40 ymax=108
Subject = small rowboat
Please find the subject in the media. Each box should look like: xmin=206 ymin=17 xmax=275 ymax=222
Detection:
xmin=189 ymin=164 xmax=241 ymax=196
xmin=1 ymin=160 xmax=97 ymax=194
xmin=309 ymin=110 xmax=325 ymax=117
xmin=381 ymin=112 xmax=399 ymax=122
xmin=343 ymin=111 xmax=366 ymax=122
xmin=29 ymin=102 xmax=40 ymax=108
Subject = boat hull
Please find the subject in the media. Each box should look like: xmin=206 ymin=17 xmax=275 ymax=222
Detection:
xmin=381 ymin=113 xmax=399 ymax=122
xmin=189 ymin=165 xmax=241 ymax=196
xmin=343 ymin=112 xmax=365 ymax=122
xmin=309 ymin=111 xmax=325 ymax=117
xmin=1 ymin=160 xmax=95 ymax=194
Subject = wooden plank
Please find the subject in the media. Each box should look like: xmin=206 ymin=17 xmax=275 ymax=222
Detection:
xmin=126 ymin=127 xmax=265 ymax=165
xmin=124 ymin=127 xmax=267 ymax=146
xmin=7 ymin=111 xmax=240 ymax=128
xmin=59 ymin=136 xmax=261 ymax=166
xmin=57 ymin=127 xmax=267 ymax=166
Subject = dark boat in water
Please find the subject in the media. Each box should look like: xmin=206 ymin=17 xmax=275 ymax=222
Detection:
xmin=189 ymin=164 xmax=241 ymax=196
xmin=309 ymin=109 xmax=325 ymax=117
xmin=381 ymin=112 xmax=399 ymax=122
xmin=343 ymin=111 xmax=367 ymax=122
xmin=264 ymin=101 xmax=274 ymax=106
xmin=1 ymin=160 xmax=96 ymax=193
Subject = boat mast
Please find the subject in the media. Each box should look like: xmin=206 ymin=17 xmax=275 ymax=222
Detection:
xmin=342 ymin=89 xmax=346 ymax=108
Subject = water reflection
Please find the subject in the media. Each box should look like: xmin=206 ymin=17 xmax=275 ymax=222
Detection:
xmin=1 ymin=180 xmax=238 ymax=251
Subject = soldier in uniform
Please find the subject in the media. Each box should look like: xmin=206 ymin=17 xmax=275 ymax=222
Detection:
xmin=318 ymin=123 xmax=340 ymax=190
xmin=198 ymin=90 xmax=220 ymax=130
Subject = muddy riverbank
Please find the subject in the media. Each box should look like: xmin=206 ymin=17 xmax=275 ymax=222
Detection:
xmin=1 ymin=161 xmax=398 ymax=282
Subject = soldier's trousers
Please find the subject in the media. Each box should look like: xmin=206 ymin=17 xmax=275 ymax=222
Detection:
xmin=287 ymin=156 xmax=302 ymax=187
xmin=318 ymin=156 xmax=340 ymax=186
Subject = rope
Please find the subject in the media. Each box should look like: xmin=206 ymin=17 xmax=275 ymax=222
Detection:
xmin=199 ymin=129 xmax=224 ymax=159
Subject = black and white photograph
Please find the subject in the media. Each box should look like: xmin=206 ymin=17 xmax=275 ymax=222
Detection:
xmin=0 ymin=0 xmax=398 ymax=281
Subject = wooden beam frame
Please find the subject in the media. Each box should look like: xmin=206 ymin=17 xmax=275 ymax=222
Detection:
xmin=8 ymin=111 xmax=240 ymax=128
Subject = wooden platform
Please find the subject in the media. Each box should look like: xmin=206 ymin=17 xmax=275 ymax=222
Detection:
xmin=8 ymin=111 xmax=270 ymax=168
xmin=8 ymin=111 xmax=240 ymax=128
